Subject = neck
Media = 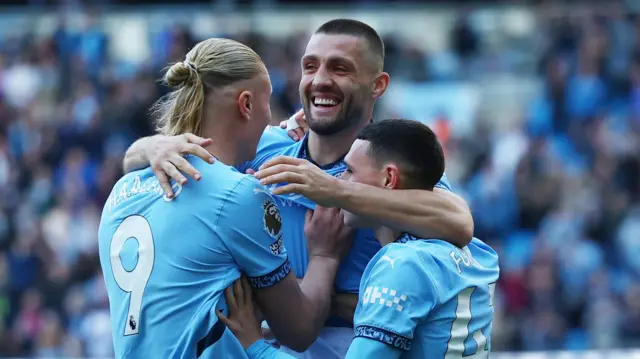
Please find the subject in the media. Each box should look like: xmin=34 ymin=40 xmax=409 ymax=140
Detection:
xmin=205 ymin=137 xmax=242 ymax=166
xmin=307 ymin=119 xmax=371 ymax=166
xmin=201 ymin=116 xmax=243 ymax=166
xmin=374 ymin=226 xmax=402 ymax=247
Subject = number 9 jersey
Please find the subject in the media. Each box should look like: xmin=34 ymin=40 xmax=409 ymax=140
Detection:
xmin=98 ymin=158 xmax=291 ymax=359
xmin=347 ymin=235 xmax=499 ymax=359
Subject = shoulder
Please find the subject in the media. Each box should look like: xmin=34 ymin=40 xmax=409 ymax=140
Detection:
xmin=219 ymin=173 xmax=275 ymax=208
xmin=467 ymin=238 xmax=500 ymax=273
xmin=364 ymin=243 xmax=435 ymax=291
xmin=257 ymin=126 xmax=296 ymax=153
xmin=434 ymin=172 xmax=452 ymax=191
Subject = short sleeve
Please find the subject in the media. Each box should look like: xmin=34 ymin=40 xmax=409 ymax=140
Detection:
xmin=434 ymin=172 xmax=452 ymax=191
xmin=354 ymin=249 xmax=437 ymax=352
xmin=236 ymin=126 xmax=294 ymax=173
xmin=218 ymin=177 xmax=291 ymax=289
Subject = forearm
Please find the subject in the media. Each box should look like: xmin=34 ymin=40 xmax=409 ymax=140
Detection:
xmin=246 ymin=340 xmax=295 ymax=359
xmin=335 ymin=182 xmax=473 ymax=247
xmin=332 ymin=293 xmax=358 ymax=324
xmin=297 ymin=256 xmax=339 ymax=338
xmin=271 ymin=256 xmax=338 ymax=351
xmin=123 ymin=136 xmax=153 ymax=173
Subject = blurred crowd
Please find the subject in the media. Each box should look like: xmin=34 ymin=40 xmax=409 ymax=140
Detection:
xmin=0 ymin=3 xmax=639 ymax=357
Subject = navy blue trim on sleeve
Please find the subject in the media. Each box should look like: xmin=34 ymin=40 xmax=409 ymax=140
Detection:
xmin=248 ymin=259 xmax=292 ymax=289
xmin=354 ymin=325 xmax=412 ymax=351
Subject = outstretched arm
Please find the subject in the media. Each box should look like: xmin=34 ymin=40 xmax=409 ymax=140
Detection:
xmin=254 ymin=157 xmax=473 ymax=248
xmin=332 ymin=182 xmax=473 ymax=247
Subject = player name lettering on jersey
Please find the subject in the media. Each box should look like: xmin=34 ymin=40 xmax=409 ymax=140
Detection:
xmin=106 ymin=176 xmax=183 ymax=212
xmin=361 ymin=286 xmax=407 ymax=312
xmin=450 ymin=246 xmax=473 ymax=274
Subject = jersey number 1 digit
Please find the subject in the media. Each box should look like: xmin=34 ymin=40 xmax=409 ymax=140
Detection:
xmin=110 ymin=215 xmax=155 ymax=336
xmin=445 ymin=283 xmax=496 ymax=358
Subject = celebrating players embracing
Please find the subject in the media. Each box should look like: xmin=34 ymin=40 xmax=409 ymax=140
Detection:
xmin=122 ymin=19 xmax=475 ymax=358
xmin=221 ymin=119 xmax=500 ymax=359
xmin=99 ymin=38 xmax=352 ymax=359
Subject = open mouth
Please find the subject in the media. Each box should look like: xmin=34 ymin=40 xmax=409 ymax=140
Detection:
xmin=311 ymin=96 xmax=342 ymax=110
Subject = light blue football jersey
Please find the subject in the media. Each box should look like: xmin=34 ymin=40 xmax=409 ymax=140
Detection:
xmin=98 ymin=157 xmax=292 ymax=359
xmin=349 ymin=235 xmax=499 ymax=359
xmin=237 ymin=126 xmax=453 ymax=297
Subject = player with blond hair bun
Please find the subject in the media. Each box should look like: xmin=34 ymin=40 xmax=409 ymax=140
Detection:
xmin=99 ymin=38 xmax=352 ymax=359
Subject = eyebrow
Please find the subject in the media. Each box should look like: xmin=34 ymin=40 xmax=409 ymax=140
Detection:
xmin=302 ymin=54 xmax=357 ymax=68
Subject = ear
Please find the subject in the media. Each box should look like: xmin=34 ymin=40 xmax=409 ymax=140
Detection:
xmin=237 ymin=91 xmax=253 ymax=121
xmin=372 ymin=72 xmax=390 ymax=100
xmin=382 ymin=163 xmax=400 ymax=189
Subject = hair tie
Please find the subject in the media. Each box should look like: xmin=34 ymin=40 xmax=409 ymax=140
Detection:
xmin=183 ymin=60 xmax=197 ymax=72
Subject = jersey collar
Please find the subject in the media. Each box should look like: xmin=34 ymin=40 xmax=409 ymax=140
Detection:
xmin=297 ymin=119 xmax=374 ymax=171
xmin=297 ymin=135 xmax=346 ymax=171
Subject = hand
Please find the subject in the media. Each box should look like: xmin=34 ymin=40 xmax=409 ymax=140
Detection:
xmin=279 ymin=109 xmax=307 ymax=142
xmin=254 ymin=156 xmax=343 ymax=207
xmin=216 ymin=276 xmax=262 ymax=350
xmin=146 ymin=134 xmax=215 ymax=198
xmin=305 ymin=206 xmax=355 ymax=260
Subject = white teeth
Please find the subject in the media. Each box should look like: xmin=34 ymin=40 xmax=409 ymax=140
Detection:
xmin=314 ymin=98 xmax=338 ymax=106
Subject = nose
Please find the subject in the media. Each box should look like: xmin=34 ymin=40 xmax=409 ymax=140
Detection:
xmin=311 ymin=65 xmax=332 ymax=89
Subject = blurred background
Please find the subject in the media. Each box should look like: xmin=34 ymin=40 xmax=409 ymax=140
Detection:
xmin=1 ymin=0 xmax=640 ymax=357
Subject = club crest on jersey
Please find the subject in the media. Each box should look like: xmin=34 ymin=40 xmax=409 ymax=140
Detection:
xmin=263 ymin=200 xmax=282 ymax=239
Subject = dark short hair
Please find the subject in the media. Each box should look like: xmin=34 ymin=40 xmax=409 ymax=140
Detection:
xmin=315 ymin=19 xmax=384 ymax=72
xmin=356 ymin=119 xmax=445 ymax=190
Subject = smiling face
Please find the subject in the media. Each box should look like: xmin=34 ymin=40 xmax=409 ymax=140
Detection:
xmin=299 ymin=33 xmax=376 ymax=136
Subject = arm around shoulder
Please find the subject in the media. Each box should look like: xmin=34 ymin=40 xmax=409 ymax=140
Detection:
xmin=334 ymin=179 xmax=473 ymax=247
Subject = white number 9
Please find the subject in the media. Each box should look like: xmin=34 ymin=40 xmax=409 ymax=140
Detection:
xmin=110 ymin=215 xmax=155 ymax=336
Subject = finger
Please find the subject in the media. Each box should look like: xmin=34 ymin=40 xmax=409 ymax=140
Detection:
xmin=259 ymin=156 xmax=305 ymax=170
xmin=294 ymin=108 xmax=305 ymax=122
xmin=161 ymin=161 xmax=187 ymax=186
xmin=288 ymin=130 xmax=300 ymax=142
xmin=259 ymin=173 xmax=305 ymax=187
xmin=271 ymin=183 xmax=304 ymax=196
xmin=183 ymin=133 xmax=213 ymax=147
xmin=234 ymin=278 xmax=244 ymax=308
xmin=245 ymin=168 xmax=256 ymax=175
xmin=279 ymin=120 xmax=287 ymax=129
xmin=241 ymin=276 xmax=253 ymax=306
xmin=216 ymin=310 xmax=232 ymax=326
xmin=254 ymin=164 xmax=301 ymax=180
xmin=314 ymin=206 xmax=340 ymax=221
xmin=225 ymin=284 xmax=238 ymax=312
xmin=154 ymin=171 xmax=175 ymax=198
xmin=172 ymin=155 xmax=202 ymax=181
xmin=294 ymin=128 xmax=305 ymax=139
xmin=182 ymin=143 xmax=215 ymax=164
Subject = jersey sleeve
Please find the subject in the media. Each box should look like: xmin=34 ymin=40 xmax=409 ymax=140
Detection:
xmin=236 ymin=126 xmax=295 ymax=173
xmin=218 ymin=176 xmax=292 ymax=289
xmin=345 ymin=337 xmax=402 ymax=359
xmin=434 ymin=172 xmax=452 ymax=191
xmin=354 ymin=249 xmax=438 ymax=352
